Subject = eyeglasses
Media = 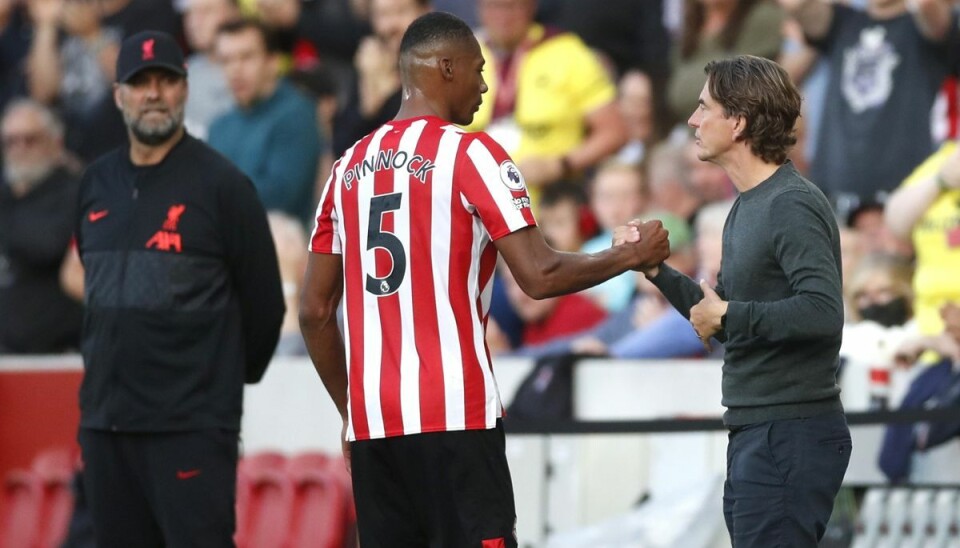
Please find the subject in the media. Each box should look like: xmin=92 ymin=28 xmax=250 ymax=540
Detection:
xmin=1 ymin=132 xmax=45 ymax=149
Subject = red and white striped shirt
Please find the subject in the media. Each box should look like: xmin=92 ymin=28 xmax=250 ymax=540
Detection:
xmin=310 ymin=115 xmax=537 ymax=441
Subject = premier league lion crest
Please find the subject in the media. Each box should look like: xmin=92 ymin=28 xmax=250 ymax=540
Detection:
xmin=499 ymin=160 xmax=526 ymax=191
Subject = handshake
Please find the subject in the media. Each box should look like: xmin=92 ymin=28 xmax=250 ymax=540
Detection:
xmin=612 ymin=219 xmax=671 ymax=275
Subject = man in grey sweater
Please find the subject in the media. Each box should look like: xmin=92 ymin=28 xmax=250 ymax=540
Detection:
xmin=619 ymin=55 xmax=850 ymax=546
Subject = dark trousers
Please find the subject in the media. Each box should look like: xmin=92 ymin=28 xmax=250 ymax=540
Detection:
xmin=78 ymin=428 xmax=238 ymax=548
xmin=350 ymin=420 xmax=518 ymax=548
xmin=723 ymin=413 xmax=851 ymax=547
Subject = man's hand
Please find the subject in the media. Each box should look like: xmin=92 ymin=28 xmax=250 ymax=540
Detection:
xmin=626 ymin=220 xmax=670 ymax=272
xmin=690 ymin=280 xmax=727 ymax=352
xmin=612 ymin=220 xmax=641 ymax=246
xmin=614 ymin=219 xmax=667 ymax=276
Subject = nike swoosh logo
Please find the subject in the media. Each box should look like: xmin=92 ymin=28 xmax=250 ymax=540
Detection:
xmin=176 ymin=469 xmax=201 ymax=480
xmin=88 ymin=209 xmax=109 ymax=222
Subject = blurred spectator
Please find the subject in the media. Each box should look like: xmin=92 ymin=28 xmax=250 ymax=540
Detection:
xmin=183 ymin=0 xmax=240 ymax=140
xmin=0 ymin=99 xmax=82 ymax=353
xmin=0 ymin=0 xmax=31 ymax=114
xmin=431 ymin=0 xmax=478 ymax=27
xmin=268 ymin=211 xmax=309 ymax=356
xmin=692 ymin=198 xmax=733 ymax=287
xmin=253 ymin=0 xmax=370 ymax=105
xmin=98 ymin=0 xmax=182 ymax=39
xmin=537 ymin=181 xmax=592 ymax=252
xmin=502 ymin=266 xmax=608 ymax=348
xmin=208 ymin=18 xmax=321 ymax=225
xmin=780 ymin=0 xmax=959 ymax=211
xmin=26 ymin=0 xmax=127 ymax=162
xmin=332 ymin=0 xmax=429 ymax=156
xmin=838 ymin=253 xmax=917 ymax=409
xmin=466 ymin=0 xmax=626 ymax=193
xmin=895 ymin=301 xmax=960 ymax=367
xmin=667 ymin=0 xmax=784 ymax=126
xmin=844 ymin=252 xmax=915 ymax=327
xmin=581 ymin=161 xmax=648 ymax=312
xmin=615 ymin=70 xmax=658 ymax=166
xmin=884 ymin=137 xmax=960 ymax=335
xmin=545 ymin=0 xmax=672 ymax=132
xmin=845 ymin=199 xmax=913 ymax=258
xmin=509 ymin=211 xmax=704 ymax=360
xmin=646 ymin=140 xmax=701 ymax=225
xmin=288 ymin=65 xmax=339 ymax=199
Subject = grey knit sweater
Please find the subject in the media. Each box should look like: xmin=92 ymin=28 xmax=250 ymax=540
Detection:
xmin=652 ymin=162 xmax=844 ymax=425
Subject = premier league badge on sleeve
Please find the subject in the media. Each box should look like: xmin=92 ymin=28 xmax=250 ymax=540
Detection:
xmin=499 ymin=160 xmax=526 ymax=191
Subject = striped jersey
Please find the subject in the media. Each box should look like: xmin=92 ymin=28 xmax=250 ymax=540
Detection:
xmin=309 ymin=115 xmax=537 ymax=441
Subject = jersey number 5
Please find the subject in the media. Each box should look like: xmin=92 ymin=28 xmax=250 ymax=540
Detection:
xmin=366 ymin=193 xmax=406 ymax=296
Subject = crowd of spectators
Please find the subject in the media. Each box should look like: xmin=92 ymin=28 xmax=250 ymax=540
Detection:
xmin=2 ymin=0 xmax=960 ymax=424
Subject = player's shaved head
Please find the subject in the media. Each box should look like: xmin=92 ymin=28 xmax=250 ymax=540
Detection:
xmin=395 ymin=11 xmax=487 ymax=126
xmin=398 ymin=11 xmax=478 ymax=86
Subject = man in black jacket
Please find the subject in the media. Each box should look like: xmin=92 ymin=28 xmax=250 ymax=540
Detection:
xmin=75 ymin=30 xmax=284 ymax=547
xmin=0 ymin=99 xmax=82 ymax=353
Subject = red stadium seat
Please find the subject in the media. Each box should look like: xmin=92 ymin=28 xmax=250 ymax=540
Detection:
xmin=31 ymin=448 xmax=77 ymax=548
xmin=235 ymin=452 xmax=293 ymax=548
xmin=286 ymin=453 xmax=351 ymax=548
xmin=0 ymin=469 xmax=43 ymax=548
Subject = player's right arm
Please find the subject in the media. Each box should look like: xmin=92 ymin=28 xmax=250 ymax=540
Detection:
xmin=495 ymin=222 xmax=670 ymax=300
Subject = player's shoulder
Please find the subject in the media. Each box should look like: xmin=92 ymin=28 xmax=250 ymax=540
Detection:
xmin=459 ymin=129 xmax=510 ymax=158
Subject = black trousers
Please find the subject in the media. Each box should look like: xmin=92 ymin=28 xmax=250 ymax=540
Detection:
xmin=350 ymin=420 xmax=518 ymax=548
xmin=723 ymin=412 xmax=852 ymax=547
xmin=78 ymin=428 xmax=238 ymax=548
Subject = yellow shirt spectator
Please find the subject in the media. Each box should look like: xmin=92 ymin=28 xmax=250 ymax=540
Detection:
xmin=898 ymin=141 xmax=960 ymax=334
xmin=467 ymin=24 xmax=617 ymax=200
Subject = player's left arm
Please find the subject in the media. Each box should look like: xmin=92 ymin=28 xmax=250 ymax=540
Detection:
xmin=726 ymin=191 xmax=844 ymax=343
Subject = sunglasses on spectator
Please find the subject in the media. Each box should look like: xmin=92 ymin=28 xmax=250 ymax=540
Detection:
xmin=1 ymin=132 xmax=45 ymax=149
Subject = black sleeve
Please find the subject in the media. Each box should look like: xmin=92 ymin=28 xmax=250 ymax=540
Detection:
xmin=219 ymin=172 xmax=285 ymax=383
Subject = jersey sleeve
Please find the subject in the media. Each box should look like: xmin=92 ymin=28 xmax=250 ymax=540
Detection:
xmin=309 ymin=159 xmax=342 ymax=254
xmin=457 ymin=133 xmax=538 ymax=241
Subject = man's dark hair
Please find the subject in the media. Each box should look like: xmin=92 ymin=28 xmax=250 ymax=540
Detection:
xmin=399 ymin=11 xmax=475 ymax=58
xmin=216 ymin=18 xmax=281 ymax=54
xmin=540 ymin=181 xmax=587 ymax=209
xmin=704 ymin=55 xmax=801 ymax=165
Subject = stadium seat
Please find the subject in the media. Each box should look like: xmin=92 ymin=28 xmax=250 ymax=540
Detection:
xmin=852 ymin=487 xmax=888 ymax=548
xmin=0 ymin=469 xmax=43 ymax=548
xmin=905 ymin=488 xmax=935 ymax=548
xmin=882 ymin=487 xmax=913 ymax=548
xmin=286 ymin=453 xmax=352 ymax=548
xmin=929 ymin=488 xmax=959 ymax=548
xmin=31 ymin=448 xmax=77 ymax=548
xmin=235 ymin=452 xmax=293 ymax=548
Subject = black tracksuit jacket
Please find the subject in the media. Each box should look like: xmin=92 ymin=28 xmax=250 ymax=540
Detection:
xmin=76 ymin=133 xmax=284 ymax=432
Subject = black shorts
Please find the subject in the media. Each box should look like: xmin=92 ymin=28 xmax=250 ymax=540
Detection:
xmin=78 ymin=428 xmax=238 ymax=548
xmin=350 ymin=420 xmax=518 ymax=548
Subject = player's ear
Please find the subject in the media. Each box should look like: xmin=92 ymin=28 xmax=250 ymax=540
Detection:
xmin=439 ymin=56 xmax=455 ymax=81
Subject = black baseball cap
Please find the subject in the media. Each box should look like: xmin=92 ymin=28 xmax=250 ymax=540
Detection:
xmin=116 ymin=31 xmax=187 ymax=83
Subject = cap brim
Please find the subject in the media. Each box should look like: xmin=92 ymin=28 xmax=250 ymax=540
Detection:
xmin=118 ymin=62 xmax=187 ymax=83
